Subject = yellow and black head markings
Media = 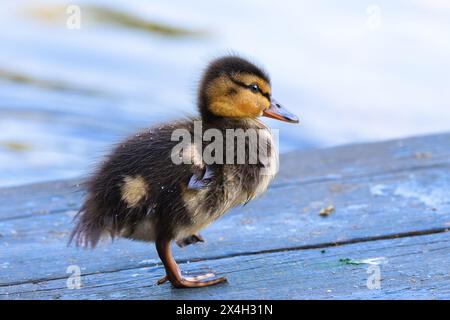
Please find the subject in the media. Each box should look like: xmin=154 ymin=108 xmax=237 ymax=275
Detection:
xmin=231 ymin=72 xmax=272 ymax=98
xmin=120 ymin=175 xmax=149 ymax=208
xmin=70 ymin=55 xmax=299 ymax=289
xmin=206 ymin=72 xmax=271 ymax=119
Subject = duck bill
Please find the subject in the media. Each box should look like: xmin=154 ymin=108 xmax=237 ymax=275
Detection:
xmin=263 ymin=99 xmax=299 ymax=123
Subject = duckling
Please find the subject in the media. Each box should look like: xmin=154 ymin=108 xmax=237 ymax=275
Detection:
xmin=70 ymin=55 xmax=299 ymax=288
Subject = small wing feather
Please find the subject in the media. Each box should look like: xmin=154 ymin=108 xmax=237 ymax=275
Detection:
xmin=187 ymin=165 xmax=214 ymax=190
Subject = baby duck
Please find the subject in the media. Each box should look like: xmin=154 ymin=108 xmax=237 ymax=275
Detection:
xmin=70 ymin=55 xmax=299 ymax=288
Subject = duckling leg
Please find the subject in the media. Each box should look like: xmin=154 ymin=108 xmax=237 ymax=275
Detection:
xmin=175 ymin=233 xmax=205 ymax=247
xmin=155 ymin=238 xmax=227 ymax=288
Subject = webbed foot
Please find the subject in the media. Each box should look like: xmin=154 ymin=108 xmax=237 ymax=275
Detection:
xmin=175 ymin=234 xmax=205 ymax=247
xmin=155 ymin=238 xmax=227 ymax=289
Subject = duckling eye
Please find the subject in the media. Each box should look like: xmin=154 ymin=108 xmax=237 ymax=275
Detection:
xmin=249 ymin=83 xmax=259 ymax=93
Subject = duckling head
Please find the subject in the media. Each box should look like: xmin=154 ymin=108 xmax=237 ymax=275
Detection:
xmin=198 ymin=55 xmax=299 ymax=124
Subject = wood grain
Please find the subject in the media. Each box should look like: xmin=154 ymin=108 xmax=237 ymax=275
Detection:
xmin=1 ymin=133 xmax=449 ymax=299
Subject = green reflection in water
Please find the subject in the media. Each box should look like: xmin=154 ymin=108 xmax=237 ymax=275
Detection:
xmin=0 ymin=69 xmax=112 ymax=97
xmin=88 ymin=6 xmax=207 ymax=38
xmin=25 ymin=4 xmax=208 ymax=38
xmin=0 ymin=141 xmax=33 ymax=153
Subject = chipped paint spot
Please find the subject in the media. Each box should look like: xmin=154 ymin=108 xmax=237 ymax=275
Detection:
xmin=347 ymin=204 xmax=369 ymax=211
xmin=370 ymin=184 xmax=389 ymax=196
xmin=394 ymin=182 xmax=448 ymax=210
xmin=138 ymin=258 xmax=158 ymax=265
xmin=326 ymin=174 xmax=342 ymax=179
xmin=358 ymin=257 xmax=389 ymax=265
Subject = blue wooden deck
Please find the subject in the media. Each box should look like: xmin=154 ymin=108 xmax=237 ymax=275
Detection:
xmin=1 ymin=133 xmax=449 ymax=299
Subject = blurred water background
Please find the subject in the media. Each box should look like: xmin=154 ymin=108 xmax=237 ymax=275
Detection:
xmin=0 ymin=0 xmax=449 ymax=187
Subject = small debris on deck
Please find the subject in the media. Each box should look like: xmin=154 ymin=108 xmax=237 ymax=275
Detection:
xmin=414 ymin=151 xmax=432 ymax=160
xmin=319 ymin=205 xmax=335 ymax=217
xmin=339 ymin=257 xmax=389 ymax=266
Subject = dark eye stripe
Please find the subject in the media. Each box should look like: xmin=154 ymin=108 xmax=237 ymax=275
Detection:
xmin=260 ymin=91 xmax=271 ymax=100
xmin=228 ymin=76 xmax=249 ymax=89
xmin=228 ymin=76 xmax=271 ymax=101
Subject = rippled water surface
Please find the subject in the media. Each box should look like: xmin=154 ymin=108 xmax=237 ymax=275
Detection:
xmin=1 ymin=0 xmax=450 ymax=187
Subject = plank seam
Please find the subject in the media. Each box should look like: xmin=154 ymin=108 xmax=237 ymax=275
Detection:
xmin=1 ymin=226 xmax=448 ymax=288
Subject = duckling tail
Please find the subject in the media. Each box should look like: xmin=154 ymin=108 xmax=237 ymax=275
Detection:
xmin=68 ymin=197 xmax=113 ymax=248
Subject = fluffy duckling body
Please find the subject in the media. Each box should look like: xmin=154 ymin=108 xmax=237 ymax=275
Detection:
xmin=70 ymin=56 xmax=299 ymax=288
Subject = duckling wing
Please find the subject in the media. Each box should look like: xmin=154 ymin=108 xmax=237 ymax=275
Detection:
xmin=187 ymin=165 xmax=214 ymax=190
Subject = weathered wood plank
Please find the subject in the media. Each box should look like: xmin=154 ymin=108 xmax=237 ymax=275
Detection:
xmin=277 ymin=132 xmax=450 ymax=184
xmin=1 ymin=133 xmax=449 ymax=299
xmin=0 ymin=179 xmax=83 ymax=221
xmin=1 ymin=133 xmax=450 ymax=288
xmin=1 ymin=164 xmax=449 ymax=286
xmin=1 ymin=133 xmax=449 ymax=221
xmin=1 ymin=232 xmax=449 ymax=299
